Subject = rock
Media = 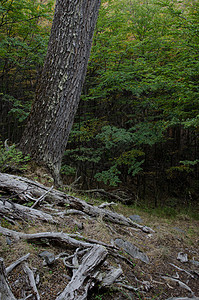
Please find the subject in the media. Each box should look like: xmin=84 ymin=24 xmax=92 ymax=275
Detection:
xmin=39 ymin=251 xmax=55 ymax=265
xmin=114 ymin=238 xmax=149 ymax=264
xmin=177 ymin=252 xmax=188 ymax=263
xmin=129 ymin=215 xmax=143 ymax=223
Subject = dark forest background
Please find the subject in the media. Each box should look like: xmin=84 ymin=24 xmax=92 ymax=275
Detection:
xmin=0 ymin=0 xmax=199 ymax=208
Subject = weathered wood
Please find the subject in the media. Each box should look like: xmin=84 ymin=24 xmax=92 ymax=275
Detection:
xmin=0 ymin=258 xmax=17 ymax=300
xmin=0 ymin=226 xmax=92 ymax=249
xmin=6 ymin=253 xmax=30 ymax=274
xmin=102 ymin=267 xmax=123 ymax=287
xmin=0 ymin=173 xmax=66 ymax=203
xmin=22 ymin=262 xmax=40 ymax=300
xmin=161 ymin=276 xmax=194 ymax=296
xmin=98 ymin=201 xmax=117 ymax=208
xmin=31 ymin=185 xmax=54 ymax=209
xmin=67 ymin=195 xmax=154 ymax=233
xmin=56 ymin=245 xmax=108 ymax=300
xmin=0 ymin=173 xmax=154 ymax=232
xmin=0 ymin=199 xmax=55 ymax=223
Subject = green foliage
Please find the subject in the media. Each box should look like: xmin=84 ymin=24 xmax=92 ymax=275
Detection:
xmin=1 ymin=0 xmax=198 ymax=200
xmin=115 ymin=150 xmax=145 ymax=176
xmin=0 ymin=0 xmax=53 ymax=117
xmin=62 ymin=0 xmax=199 ymax=197
xmin=96 ymin=126 xmax=133 ymax=149
xmin=2 ymin=94 xmax=30 ymax=122
xmin=0 ymin=141 xmax=30 ymax=172
xmin=180 ymin=159 xmax=199 ymax=167
xmin=61 ymin=165 xmax=76 ymax=176
xmin=95 ymin=165 xmax=121 ymax=186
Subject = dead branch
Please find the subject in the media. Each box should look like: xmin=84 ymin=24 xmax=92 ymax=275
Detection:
xmin=31 ymin=185 xmax=54 ymax=209
xmin=67 ymin=195 xmax=154 ymax=233
xmin=0 ymin=258 xmax=17 ymax=300
xmin=98 ymin=201 xmax=117 ymax=208
xmin=68 ymin=233 xmax=118 ymax=250
xmin=0 ymin=226 xmax=93 ymax=249
xmin=22 ymin=262 xmax=40 ymax=300
xmin=75 ymin=188 xmax=132 ymax=203
xmin=0 ymin=199 xmax=55 ymax=223
xmin=0 ymin=173 xmax=154 ymax=232
xmin=161 ymin=276 xmax=194 ymax=296
xmin=169 ymin=263 xmax=194 ymax=279
xmin=6 ymin=253 xmax=30 ymax=274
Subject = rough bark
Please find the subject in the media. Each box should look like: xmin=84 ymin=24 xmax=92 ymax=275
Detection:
xmin=19 ymin=0 xmax=101 ymax=181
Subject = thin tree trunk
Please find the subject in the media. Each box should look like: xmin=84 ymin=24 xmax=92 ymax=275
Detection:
xmin=20 ymin=0 xmax=101 ymax=183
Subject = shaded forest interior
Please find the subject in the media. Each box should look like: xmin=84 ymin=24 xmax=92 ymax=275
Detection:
xmin=0 ymin=0 xmax=199 ymax=208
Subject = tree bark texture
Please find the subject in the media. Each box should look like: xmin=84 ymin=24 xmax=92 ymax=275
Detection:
xmin=20 ymin=0 xmax=101 ymax=180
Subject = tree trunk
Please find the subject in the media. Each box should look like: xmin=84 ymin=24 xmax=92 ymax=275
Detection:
xmin=20 ymin=0 xmax=101 ymax=182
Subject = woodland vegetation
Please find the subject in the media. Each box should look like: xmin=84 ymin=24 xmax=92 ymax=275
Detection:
xmin=0 ymin=0 xmax=199 ymax=206
xmin=0 ymin=1 xmax=199 ymax=299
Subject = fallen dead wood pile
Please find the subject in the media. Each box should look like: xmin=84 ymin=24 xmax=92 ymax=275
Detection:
xmin=0 ymin=173 xmax=153 ymax=233
xmin=0 ymin=172 xmax=199 ymax=300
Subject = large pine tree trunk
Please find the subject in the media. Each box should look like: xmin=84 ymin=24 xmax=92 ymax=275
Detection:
xmin=20 ymin=0 xmax=101 ymax=182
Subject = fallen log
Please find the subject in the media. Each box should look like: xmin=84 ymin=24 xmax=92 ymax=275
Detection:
xmin=0 ymin=173 xmax=65 ymax=203
xmin=0 ymin=173 xmax=154 ymax=232
xmin=0 ymin=226 xmax=95 ymax=249
xmin=0 ymin=199 xmax=55 ymax=223
xmin=66 ymin=195 xmax=154 ymax=233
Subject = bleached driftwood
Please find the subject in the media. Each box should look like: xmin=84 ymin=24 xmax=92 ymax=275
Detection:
xmin=0 ymin=258 xmax=17 ymax=300
xmin=22 ymin=262 xmax=40 ymax=300
xmin=6 ymin=253 xmax=30 ymax=274
xmin=56 ymin=245 xmax=108 ymax=300
xmin=0 ymin=199 xmax=55 ymax=223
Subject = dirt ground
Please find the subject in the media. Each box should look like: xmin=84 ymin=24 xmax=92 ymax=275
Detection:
xmin=0 ymin=199 xmax=199 ymax=300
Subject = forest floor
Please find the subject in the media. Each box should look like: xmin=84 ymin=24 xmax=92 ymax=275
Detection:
xmin=0 ymin=174 xmax=199 ymax=300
